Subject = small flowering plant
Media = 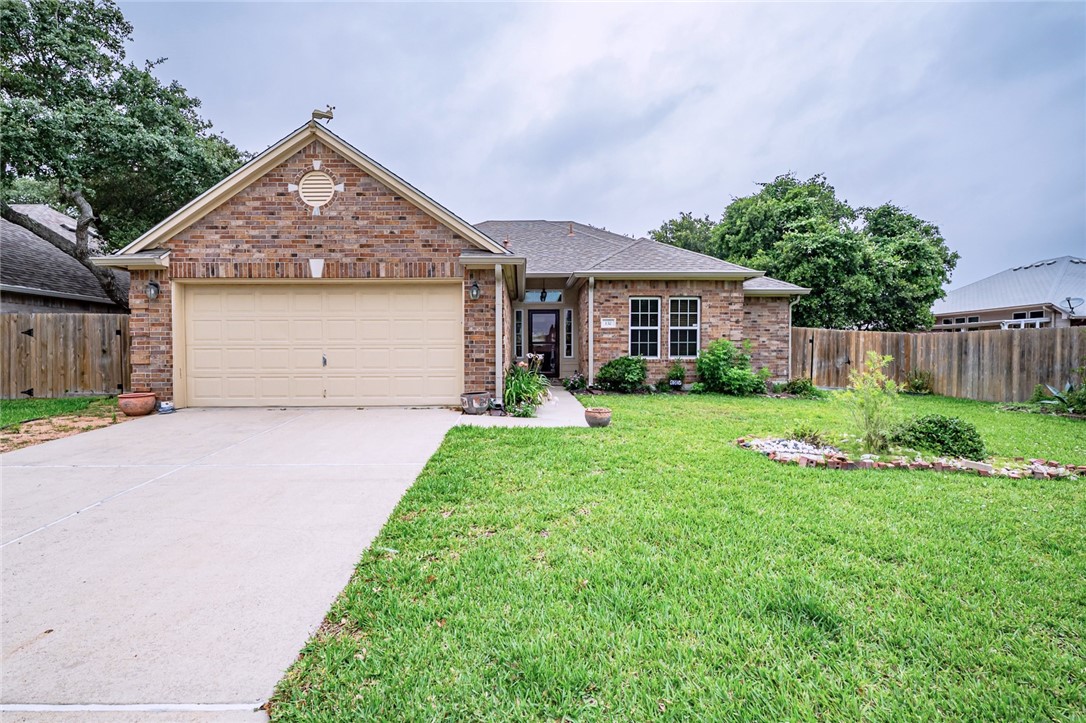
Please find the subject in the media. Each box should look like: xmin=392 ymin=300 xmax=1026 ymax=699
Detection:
xmin=505 ymin=354 xmax=551 ymax=416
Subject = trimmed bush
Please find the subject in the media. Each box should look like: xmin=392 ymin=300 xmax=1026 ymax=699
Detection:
xmin=904 ymin=369 xmax=934 ymax=395
xmin=778 ymin=377 xmax=824 ymax=399
xmin=892 ymin=414 xmax=987 ymax=460
xmin=596 ymin=355 xmax=647 ymax=393
xmin=695 ymin=340 xmax=769 ymax=396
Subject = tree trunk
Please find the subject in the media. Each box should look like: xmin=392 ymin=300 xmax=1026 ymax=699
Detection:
xmin=1 ymin=200 xmax=129 ymax=311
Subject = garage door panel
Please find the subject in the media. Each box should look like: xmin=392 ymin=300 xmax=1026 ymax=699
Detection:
xmin=184 ymin=284 xmax=461 ymax=407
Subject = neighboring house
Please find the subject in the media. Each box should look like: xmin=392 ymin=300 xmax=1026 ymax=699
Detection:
xmin=1 ymin=204 xmax=129 ymax=313
xmin=932 ymin=256 xmax=1086 ymax=331
xmin=93 ymin=121 xmax=807 ymax=408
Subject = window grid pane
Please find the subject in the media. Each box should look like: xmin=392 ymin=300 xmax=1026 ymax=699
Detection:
xmin=514 ymin=309 xmax=523 ymax=357
xmin=629 ymin=298 xmax=660 ymax=358
xmin=669 ymin=297 xmax=700 ymax=358
xmin=564 ymin=309 xmax=573 ymax=358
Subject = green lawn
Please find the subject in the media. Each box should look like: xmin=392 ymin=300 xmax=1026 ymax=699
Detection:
xmin=273 ymin=394 xmax=1085 ymax=721
xmin=0 ymin=396 xmax=115 ymax=428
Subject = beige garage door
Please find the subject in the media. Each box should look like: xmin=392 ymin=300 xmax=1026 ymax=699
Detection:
xmin=183 ymin=284 xmax=462 ymax=407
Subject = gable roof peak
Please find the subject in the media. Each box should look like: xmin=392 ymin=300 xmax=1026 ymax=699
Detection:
xmin=107 ymin=120 xmax=508 ymax=259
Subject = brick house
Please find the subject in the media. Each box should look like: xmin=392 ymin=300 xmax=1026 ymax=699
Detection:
xmin=94 ymin=121 xmax=807 ymax=407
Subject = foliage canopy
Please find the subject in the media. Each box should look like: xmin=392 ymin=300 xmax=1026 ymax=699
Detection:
xmin=650 ymin=173 xmax=959 ymax=330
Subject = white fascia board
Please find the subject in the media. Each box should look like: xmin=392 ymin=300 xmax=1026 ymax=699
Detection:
xmin=91 ymin=253 xmax=170 ymax=269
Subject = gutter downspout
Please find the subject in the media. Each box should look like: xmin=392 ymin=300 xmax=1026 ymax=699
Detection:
xmin=787 ymin=296 xmax=800 ymax=380
xmin=495 ymin=264 xmax=504 ymax=401
xmin=587 ymin=277 xmax=595 ymax=386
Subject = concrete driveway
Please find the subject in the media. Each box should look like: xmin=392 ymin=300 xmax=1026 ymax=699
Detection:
xmin=1 ymin=407 xmax=459 ymax=720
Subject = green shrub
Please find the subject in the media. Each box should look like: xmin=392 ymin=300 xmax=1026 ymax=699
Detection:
xmin=788 ymin=425 xmax=827 ymax=447
xmin=842 ymin=351 xmax=898 ymax=453
xmin=654 ymin=377 xmax=671 ymax=393
xmin=904 ymin=369 xmax=934 ymax=395
xmin=892 ymin=414 xmax=987 ymax=460
xmin=695 ymin=340 xmax=769 ymax=396
xmin=1028 ymin=383 xmax=1051 ymax=403
xmin=779 ymin=377 xmax=824 ymax=399
xmin=667 ymin=362 xmax=686 ymax=384
xmin=596 ymin=355 xmax=647 ymax=393
xmin=689 ymin=382 xmax=707 ymax=394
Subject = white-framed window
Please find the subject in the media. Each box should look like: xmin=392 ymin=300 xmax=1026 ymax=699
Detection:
xmin=514 ymin=309 xmax=524 ymax=358
xmin=1029 ymin=310 xmax=1045 ymax=319
xmin=564 ymin=308 xmax=573 ymax=358
xmin=669 ymin=297 xmax=700 ymax=358
xmin=1012 ymin=312 xmax=1027 ymax=320
xmin=629 ymin=297 xmax=660 ymax=358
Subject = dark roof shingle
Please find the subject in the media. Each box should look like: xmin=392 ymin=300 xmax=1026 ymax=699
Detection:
xmin=1 ymin=207 xmax=128 ymax=305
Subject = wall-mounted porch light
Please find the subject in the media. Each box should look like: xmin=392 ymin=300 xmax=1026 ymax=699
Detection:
xmin=146 ymin=279 xmax=160 ymax=301
xmin=539 ymin=289 xmax=548 ymax=302
xmin=468 ymin=280 xmax=481 ymax=300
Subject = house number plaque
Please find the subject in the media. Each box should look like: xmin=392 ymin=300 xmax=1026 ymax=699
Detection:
xmin=600 ymin=318 xmax=617 ymax=329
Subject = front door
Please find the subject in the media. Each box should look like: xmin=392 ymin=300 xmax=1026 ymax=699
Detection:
xmin=528 ymin=310 xmax=560 ymax=377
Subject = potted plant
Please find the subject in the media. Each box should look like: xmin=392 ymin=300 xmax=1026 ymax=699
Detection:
xmin=584 ymin=407 xmax=612 ymax=427
xmin=668 ymin=362 xmax=686 ymax=390
xmin=118 ymin=392 xmax=157 ymax=416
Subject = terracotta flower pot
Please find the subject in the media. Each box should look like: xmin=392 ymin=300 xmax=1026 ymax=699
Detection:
xmin=118 ymin=392 xmax=157 ymax=417
xmin=585 ymin=407 xmax=612 ymax=428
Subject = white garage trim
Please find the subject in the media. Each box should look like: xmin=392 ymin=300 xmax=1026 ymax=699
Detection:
xmin=174 ymin=280 xmax=463 ymax=408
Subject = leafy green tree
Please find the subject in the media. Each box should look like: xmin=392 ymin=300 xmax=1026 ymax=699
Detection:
xmin=1 ymin=0 xmax=246 ymax=306
xmin=649 ymin=211 xmax=716 ymax=255
xmin=860 ymin=204 xmax=959 ymax=330
xmin=652 ymin=173 xmax=958 ymax=330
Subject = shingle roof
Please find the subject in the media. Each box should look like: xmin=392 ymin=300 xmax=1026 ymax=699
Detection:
xmin=932 ymin=256 xmax=1086 ymax=315
xmin=743 ymin=276 xmax=810 ymax=294
xmin=474 ymin=220 xmax=756 ymax=277
xmin=1 ymin=207 xmax=128 ymax=306
xmin=9 ymin=203 xmax=105 ymax=251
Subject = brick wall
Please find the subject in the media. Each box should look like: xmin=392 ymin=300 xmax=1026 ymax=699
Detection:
xmin=128 ymin=269 xmax=173 ymax=399
xmin=588 ymin=279 xmax=745 ymax=381
xmin=129 ymin=138 xmax=500 ymax=402
xmin=743 ymin=296 xmax=791 ymax=380
xmin=464 ymin=270 xmax=496 ymax=396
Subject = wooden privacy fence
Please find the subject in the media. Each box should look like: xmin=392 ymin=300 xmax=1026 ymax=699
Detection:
xmin=1 ymin=313 xmax=130 ymax=399
xmin=791 ymin=326 xmax=1086 ymax=402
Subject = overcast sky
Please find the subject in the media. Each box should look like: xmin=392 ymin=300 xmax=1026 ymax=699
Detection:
xmin=121 ymin=1 xmax=1084 ymax=288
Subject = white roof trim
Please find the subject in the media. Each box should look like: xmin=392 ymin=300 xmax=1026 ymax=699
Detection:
xmin=91 ymin=252 xmax=170 ymax=270
xmin=113 ymin=122 xmax=508 ymax=257
xmin=744 ymin=287 xmax=811 ymax=296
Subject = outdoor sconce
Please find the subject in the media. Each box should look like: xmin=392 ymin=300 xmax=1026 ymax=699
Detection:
xmin=539 ymin=289 xmax=547 ymax=302
xmin=468 ymin=281 xmax=481 ymax=300
xmin=146 ymin=280 xmax=160 ymax=301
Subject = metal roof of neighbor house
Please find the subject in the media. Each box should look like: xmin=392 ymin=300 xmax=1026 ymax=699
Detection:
xmin=474 ymin=220 xmax=808 ymax=293
xmin=1 ymin=209 xmax=129 ymax=306
xmin=932 ymin=256 xmax=1086 ymax=315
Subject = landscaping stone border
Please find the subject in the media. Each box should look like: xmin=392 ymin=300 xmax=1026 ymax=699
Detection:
xmin=737 ymin=437 xmax=1083 ymax=480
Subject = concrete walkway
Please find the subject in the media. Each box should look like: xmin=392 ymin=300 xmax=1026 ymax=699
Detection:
xmin=457 ymin=386 xmax=589 ymax=428
xmin=1 ymin=407 xmax=459 ymax=721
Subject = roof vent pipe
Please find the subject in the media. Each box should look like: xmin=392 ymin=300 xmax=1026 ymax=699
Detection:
xmin=568 ymin=222 xmax=574 ymax=236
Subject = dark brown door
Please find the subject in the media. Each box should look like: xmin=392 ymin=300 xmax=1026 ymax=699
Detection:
xmin=528 ymin=310 xmax=559 ymax=377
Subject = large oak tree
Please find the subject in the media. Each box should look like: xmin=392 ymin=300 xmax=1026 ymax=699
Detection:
xmin=1 ymin=0 xmax=246 ymax=307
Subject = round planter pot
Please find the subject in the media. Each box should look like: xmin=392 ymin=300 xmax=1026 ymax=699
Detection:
xmin=584 ymin=407 xmax=612 ymax=428
xmin=460 ymin=392 xmax=490 ymax=415
xmin=118 ymin=392 xmax=157 ymax=417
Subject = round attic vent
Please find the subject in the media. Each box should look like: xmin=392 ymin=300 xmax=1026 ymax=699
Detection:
xmin=298 ymin=171 xmax=336 ymax=208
